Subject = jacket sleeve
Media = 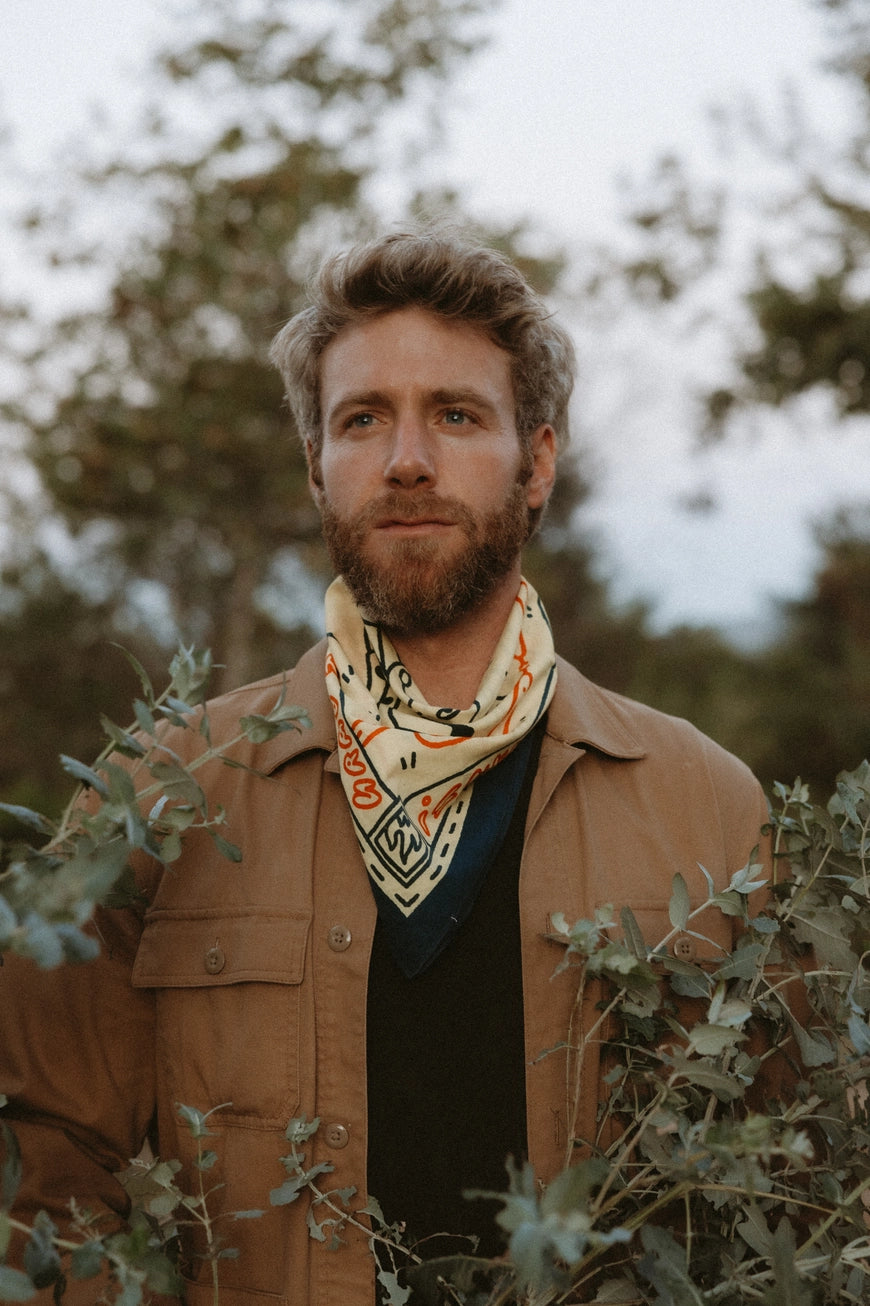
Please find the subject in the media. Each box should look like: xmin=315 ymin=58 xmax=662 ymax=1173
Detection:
xmin=0 ymin=903 xmax=156 ymax=1297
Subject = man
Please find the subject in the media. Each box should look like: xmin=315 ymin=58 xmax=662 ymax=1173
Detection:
xmin=1 ymin=232 xmax=769 ymax=1304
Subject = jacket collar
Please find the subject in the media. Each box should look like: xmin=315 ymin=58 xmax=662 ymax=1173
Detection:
xmin=245 ymin=640 xmax=337 ymax=775
xmin=245 ymin=641 xmax=646 ymax=776
xmin=547 ymin=655 xmax=647 ymax=760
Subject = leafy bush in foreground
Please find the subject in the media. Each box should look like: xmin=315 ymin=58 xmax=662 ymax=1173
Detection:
xmin=0 ymin=650 xmax=867 ymax=1303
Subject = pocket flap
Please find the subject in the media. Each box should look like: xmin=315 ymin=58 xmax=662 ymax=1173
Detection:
xmin=132 ymin=909 xmax=310 ymax=987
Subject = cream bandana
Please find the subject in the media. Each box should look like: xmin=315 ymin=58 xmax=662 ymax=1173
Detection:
xmin=324 ymin=575 xmax=557 ymax=931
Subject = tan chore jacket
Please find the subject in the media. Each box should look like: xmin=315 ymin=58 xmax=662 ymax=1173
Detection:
xmin=0 ymin=643 xmax=769 ymax=1305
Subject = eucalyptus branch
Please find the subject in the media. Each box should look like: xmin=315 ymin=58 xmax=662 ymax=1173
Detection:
xmin=0 ymin=644 xmax=310 ymax=967
xmin=795 ymin=1175 xmax=870 ymax=1260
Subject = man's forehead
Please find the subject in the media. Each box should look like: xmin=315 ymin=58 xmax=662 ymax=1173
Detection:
xmin=318 ymin=306 xmax=512 ymax=397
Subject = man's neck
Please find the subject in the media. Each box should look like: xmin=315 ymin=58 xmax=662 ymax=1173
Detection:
xmin=388 ymin=567 xmax=522 ymax=710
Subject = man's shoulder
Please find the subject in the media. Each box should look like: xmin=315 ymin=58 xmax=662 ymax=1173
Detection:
xmin=549 ymin=655 xmax=756 ymax=787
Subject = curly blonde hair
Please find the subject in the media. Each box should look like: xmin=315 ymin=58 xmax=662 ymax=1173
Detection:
xmin=270 ymin=230 xmax=575 ymax=464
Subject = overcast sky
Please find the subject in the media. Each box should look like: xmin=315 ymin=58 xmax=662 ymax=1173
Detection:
xmin=1 ymin=0 xmax=868 ymax=640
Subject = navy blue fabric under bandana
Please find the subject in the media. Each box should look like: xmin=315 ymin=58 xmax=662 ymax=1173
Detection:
xmin=367 ymin=726 xmax=539 ymax=978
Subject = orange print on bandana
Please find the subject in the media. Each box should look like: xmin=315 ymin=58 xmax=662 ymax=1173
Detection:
xmin=352 ymin=778 xmax=382 ymax=809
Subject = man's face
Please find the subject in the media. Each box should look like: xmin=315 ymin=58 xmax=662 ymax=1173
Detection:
xmin=311 ymin=306 xmax=555 ymax=636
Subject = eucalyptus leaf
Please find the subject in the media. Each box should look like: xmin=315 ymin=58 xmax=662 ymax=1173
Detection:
xmin=168 ymin=645 xmax=212 ymax=706
xmin=59 ymin=756 xmax=109 ymax=798
xmin=709 ymin=889 xmax=746 ymax=916
xmin=696 ymin=862 xmax=715 ymax=898
xmin=0 ymin=1266 xmax=36 ymax=1301
xmin=620 ymin=905 xmax=647 ymax=958
xmin=114 ymin=1278 xmax=143 ymax=1306
xmin=0 ymin=1121 xmax=22 ymax=1213
xmin=18 ymin=914 xmax=64 ymax=969
xmin=103 ymin=760 xmax=138 ymax=807
xmin=788 ymin=1017 xmax=835 ymax=1068
xmin=147 ymin=762 xmax=206 ymax=808
xmin=55 ymin=924 xmax=101 ymax=964
xmin=23 ymin=1211 xmax=61 ymax=1290
xmin=767 ymin=1217 xmax=813 ymax=1306
xmin=0 ymin=895 xmax=18 ymax=944
xmin=687 ymin=1022 xmax=746 ymax=1056
xmin=175 ymin=1103 xmax=217 ymax=1139
xmin=209 ymin=830 xmax=243 ymax=863
xmin=669 ymin=872 xmax=691 ymax=931
xmin=270 ymin=1175 xmax=305 ymax=1206
xmin=111 ymin=644 xmax=155 ymax=704
xmin=133 ymin=698 xmax=157 ymax=737
xmin=638 ymin=1225 xmax=705 ymax=1306
xmin=70 ymin=1241 xmax=106 ymax=1280
xmin=847 ymin=1011 xmax=870 ymax=1054
xmin=100 ymin=715 xmax=147 ymax=758
xmin=0 ymin=804 xmax=55 ymax=836
xmin=284 ymin=1115 xmax=320 ymax=1144
xmin=306 ymin=1208 xmax=327 ymax=1242
xmin=540 ymin=1156 xmax=609 ymax=1217
xmin=665 ymin=1051 xmax=745 ymax=1100
xmin=666 ymin=965 xmax=712 ymax=998
xmin=376 ymin=1269 xmax=412 ymax=1306
xmin=790 ymin=906 xmax=857 ymax=973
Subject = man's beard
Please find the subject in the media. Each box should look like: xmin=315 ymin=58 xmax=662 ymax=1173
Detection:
xmin=318 ymin=484 xmax=531 ymax=636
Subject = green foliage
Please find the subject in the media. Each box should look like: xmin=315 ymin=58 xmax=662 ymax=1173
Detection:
xmin=0 ymin=644 xmax=309 ymax=967
xmin=204 ymin=758 xmax=862 ymax=1305
xmin=307 ymin=762 xmax=867 ymax=1305
xmin=435 ymin=761 xmax=870 ymax=1304
xmin=2 ymin=638 xmax=868 ymax=1302
xmin=0 ymin=1099 xmax=273 ymax=1304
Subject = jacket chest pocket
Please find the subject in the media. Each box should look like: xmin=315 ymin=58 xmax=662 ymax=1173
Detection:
xmin=132 ymin=909 xmax=310 ymax=1127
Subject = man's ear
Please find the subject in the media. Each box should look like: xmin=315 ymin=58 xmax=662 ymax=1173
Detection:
xmin=525 ymin=424 xmax=556 ymax=511
xmin=306 ymin=439 xmax=324 ymax=495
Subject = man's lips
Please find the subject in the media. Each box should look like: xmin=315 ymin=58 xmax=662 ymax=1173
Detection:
xmin=374 ymin=516 xmax=455 ymax=531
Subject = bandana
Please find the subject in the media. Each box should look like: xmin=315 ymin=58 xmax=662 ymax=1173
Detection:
xmin=324 ymin=575 xmax=557 ymax=976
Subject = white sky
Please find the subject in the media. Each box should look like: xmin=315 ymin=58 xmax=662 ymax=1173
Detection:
xmin=1 ymin=0 xmax=868 ymax=640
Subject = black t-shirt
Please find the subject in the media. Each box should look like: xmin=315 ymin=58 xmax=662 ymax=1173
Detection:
xmin=365 ymin=726 xmax=542 ymax=1290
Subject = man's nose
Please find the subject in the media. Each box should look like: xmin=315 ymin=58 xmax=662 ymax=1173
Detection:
xmin=383 ymin=412 xmax=436 ymax=487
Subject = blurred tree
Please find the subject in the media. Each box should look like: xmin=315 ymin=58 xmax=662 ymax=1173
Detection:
xmin=0 ymin=0 xmax=501 ymax=696
xmin=707 ymin=0 xmax=870 ymax=432
xmin=3 ymin=0 xmax=640 ymax=817
xmin=523 ymin=457 xmax=651 ymax=693
xmin=601 ymin=0 xmax=870 ymax=442
xmin=622 ymin=507 xmax=870 ymax=798
xmin=575 ymin=0 xmax=870 ymax=795
xmin=0 ymin=551 xmax=159 ymax=831
xmin=747 ymin=507 xmax=870 ymax=795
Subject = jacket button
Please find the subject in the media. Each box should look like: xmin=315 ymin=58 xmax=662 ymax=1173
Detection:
xmin=673 ymin=935 xmax=697 ymax=961
xmin=204 ymin=946 xmax=226 ymax=974
xmin=324 ymin=1123 xmax=349 ymax=1149
xmin=327 ymin=925 xmax=352 ymax=952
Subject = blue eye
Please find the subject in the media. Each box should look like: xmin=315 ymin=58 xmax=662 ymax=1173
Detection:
xmin=443 ymin=409 xmax=468 ymax=424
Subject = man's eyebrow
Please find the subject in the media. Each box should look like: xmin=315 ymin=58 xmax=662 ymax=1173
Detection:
xmin=429 ymin=388 xmax=500 ymax=413
xmin=325 ymin=390 xmax=390 ymax=419
xmin=325 ymin=387 xmax=501 ymax=418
